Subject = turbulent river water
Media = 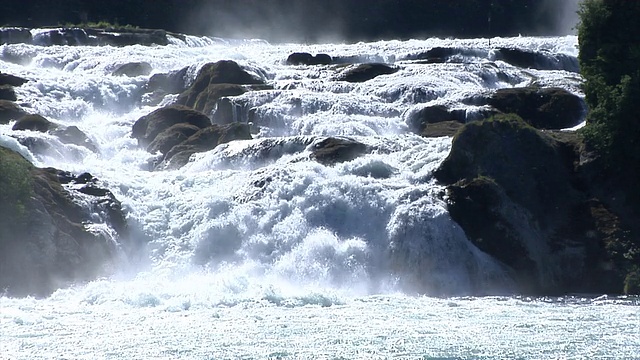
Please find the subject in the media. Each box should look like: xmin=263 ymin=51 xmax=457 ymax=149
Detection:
xmin=1 ymin=33 xmax=638 ymax=359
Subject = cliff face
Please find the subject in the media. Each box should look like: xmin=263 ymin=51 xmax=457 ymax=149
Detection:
xmin=0 ymin=0 xmax=572 ymax=42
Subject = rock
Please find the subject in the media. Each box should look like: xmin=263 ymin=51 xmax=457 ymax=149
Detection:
xmin=162 ymin=123 xmax=252 ymax=169
xmin=338 ymin=63 xmax=399 ymax=83
xmin=132 ymin=105 xmax=212 ymax=148
xmin=434 ymin=115 xmax=631 ymax=294
xmin=51 ymin=125 xmax=99 ymax=152
xmin=112 ymin=62 xmax=152 ymax=77
xmin=0 ymin=72 xmax=29 ymax=87
xmin=0 ymin=85 xmax=17 ymax=101
xmin=0 ymin=147 xmax=126 ymax=297
xmin=419 ymin=120 xmax=464 ymax=137
xmin=0 ymin=99 xmax=28 ymax=124
xmin=147 ymin=123 xmax=201 ymax=155
xmin=286 ymin=52 xmax=332 ymax=65
xmin=310 ymin=137 xmax=368 ymax=165
xmin=0 ymin=27 xmax=32 ymax=44
xmin=146 ymin=66 xmax=189 ymax=94
xmin=176 ymin=60 xmax=264 ymax=112
xmin=12 ymin=114 xmax=53 ymax=132
xmin=494 ymin=48 xmax=580 ymax=73
xmin=405 ymin=105 xmax=466 ymax=134
xmin=181 ymin=83 xmax=246 ymax=115
xmin=488 ymin=87 xmax=585 ymax=130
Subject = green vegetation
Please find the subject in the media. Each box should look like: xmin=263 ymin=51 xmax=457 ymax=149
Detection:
xmin=0 ymin=147 xmax=33 ymax=238
xmin=579 ymin=0 xmax=640 ymax=170
xmin=578 ymin=0 xmax=640 ymax=294
xmin=61 ymin=21 xmax=139 ymax=30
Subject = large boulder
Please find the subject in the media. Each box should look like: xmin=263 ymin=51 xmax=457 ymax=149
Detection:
xmin=405 ymin=105 xmax=466 ymax=135
xmin=112 ymin=62 xmax=152 ymax=77
xmin=146 ymin=66 xmax=189 ymax=94
xmin=0 ymin=85 xmax=17 ymax=101
xmin=0 ymin=72 xmax=29 ymax=87
xmin=176 ymin=60 xmax=264 ymax=113
xmin=147 ymin=123 xmax=201 ymax=155
xmin=0 ymin=147 xmax=127 ymax=297
xmin=0 ymin=100 xmax=27 ymax=124
xmin=286 ymin=52 xmax=332 ymax=65
xmin=51 ymin=125 xmax=99 ymax=153
xmin=161 ymin=122 xmax=252 ymax=169
xmin=488 ymin=87 xmax=585 ymax=130
xmin=184 ymin=83 xmax=246 ymax=115
xmin=338 ymin=63 xmax=399 ymax=83
xmin=310 ymin=137 xmax=368 ymax=165
xmin=132 ymin=105 xmax=212 ymax=148
xmin=494 ymin=48 xmax=580 ymax=73
xmin=12 ymin=114 xmax=53 ymax=132
xmin=434 ymin=115 xmax=625 ymax=294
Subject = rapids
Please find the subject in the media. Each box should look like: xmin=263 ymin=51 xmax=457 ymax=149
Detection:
xmin=2 ymin=33 xmax=638 ymax=358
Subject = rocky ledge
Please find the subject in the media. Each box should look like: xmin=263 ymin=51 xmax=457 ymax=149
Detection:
xmin=434 ymin=114 xmax=639 ymax=295
xmin=0 ymin=146 xmax=128 ymax=297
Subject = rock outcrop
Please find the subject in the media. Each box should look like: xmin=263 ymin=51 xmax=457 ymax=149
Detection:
xmin=488 ymin=87 xmax=585 ymax=130
xmin=310 ymin=137 xmax=368 ymax=165
xmin=176 ymin=60 xmax=265 ymax=115
xmin=434 ymin=114 xmax=636 ymax=294
xmin=0 ymin=146 xmax=127 ymax=297
xmin=132 ymin=105 xmax=212 ymax=148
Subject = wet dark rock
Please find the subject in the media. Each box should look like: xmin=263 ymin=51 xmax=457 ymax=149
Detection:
xmin=435 ymin=115 xmax=632 ymax=294
xmin=338 ymin=63 xmax=399 ymax=83
xmin=494 ymin=48 xmax=580 ymax=73
xmin=286 ymin=52 xmax=332 ymax=65
xmin=146 ymin=66 xmax=189 ymax=94
xmin=0 ymin=72 xmax=29 ymax=87
xmin=0 ymin=147 xmax=127 ymax=297
xmin=132 ymin=105 xmax=212 ymax=148
xmin=419 ymin=120 xmax=464 ymax=138
xmin=406 ymin=105 xmax=466 ymax=135
xmin=112 ymin=62 xmax=153 ymax=77
xmin=310 ymin=137 xmax=368 ymax=165
xmin=176 ymin=60 xmax=264 ymax=114
xmin=488 ymin=87 xmax=585 ymax=130
xmin=180 ymin=83 xmax=246 ymax=115
xmin=0 ymin=85 xmax=17 ymax=101
xmin=147 ymin=123 xmax=201 ymax=155
xmin=162 ymin=122 xmax=252 ymax=169
xmin=0 ymin=27 xmax=32 ymax=44
xmin=12 ymin=114 xmax=53 ymax=132
xmin=51 ymin=125 xmax=99 ymax=153
xmin=29 ymin=27 xmax=171 ymax=47
xmin=0 ymin=99 xmax=28 ymax=124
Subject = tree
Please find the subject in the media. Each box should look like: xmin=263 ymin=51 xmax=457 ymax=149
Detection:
xmin=579 ymin=0 xmax=640 ymax=169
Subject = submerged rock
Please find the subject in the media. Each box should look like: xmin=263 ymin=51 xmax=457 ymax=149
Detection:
xmin=494 ymin=47 xmax=580 ymax=73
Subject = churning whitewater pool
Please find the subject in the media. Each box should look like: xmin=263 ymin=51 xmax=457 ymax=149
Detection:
xmin=2 ymin=292 xmax=639 ymax=359
xmin=1 ymin=32 xmax=639 ymax=358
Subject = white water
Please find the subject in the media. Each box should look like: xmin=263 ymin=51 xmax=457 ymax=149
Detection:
xmin=2 ymin=34 xmax=638 ymax=358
